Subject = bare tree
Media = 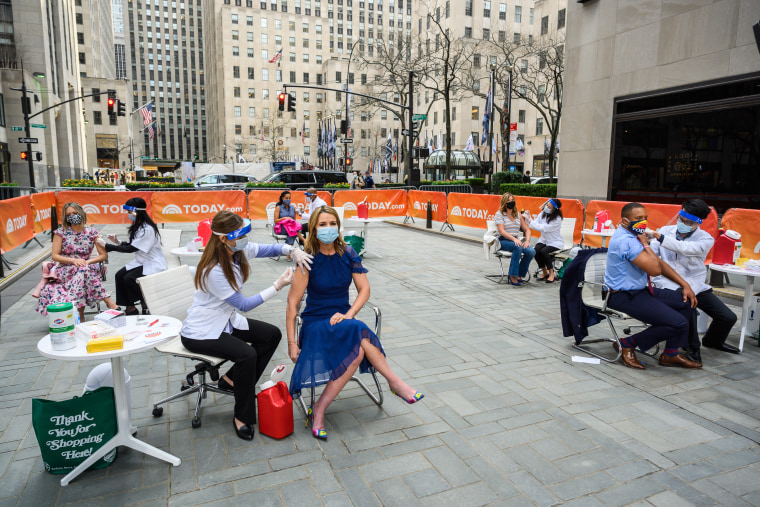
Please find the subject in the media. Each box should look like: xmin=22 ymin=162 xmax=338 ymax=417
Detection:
xmin=260 ymin=114 xmax=291 ymax=162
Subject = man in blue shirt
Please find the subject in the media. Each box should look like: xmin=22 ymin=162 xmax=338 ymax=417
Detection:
xmin=650 ymin=199 xmax=738 ymax=362
xmin=605 ymin=202 xmax=700 ymax=369
xmin=364 ymin=171 xmax=375 ymax=189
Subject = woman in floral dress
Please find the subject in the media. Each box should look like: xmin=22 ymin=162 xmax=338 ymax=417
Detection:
xmin=36 ymin=202 xmax=118 ymax=320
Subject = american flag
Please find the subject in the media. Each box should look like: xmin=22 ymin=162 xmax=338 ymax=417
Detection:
xmin=302 ymin=121 xmax=306 ymax=144
xmin=268 ymin=48 xmax=282 ymax=63
xmin=140 ymin=103 xmax=152 ymax=126
xmin=147 ymin=122 xmax=155 ymax=140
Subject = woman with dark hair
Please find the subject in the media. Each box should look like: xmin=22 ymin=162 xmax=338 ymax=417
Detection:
xmin=495 ymin=192 xmax=535 ymax=286
xmin=273 ymin=190 xmax=304 ymax=258
xmin=525 ymin=198 xmax=564 ymax=283
xmin=100 ymin=197 xmax=167 ymax=315
xmin=181 ymin=210 xmax=313 ymax=440
xmin=287 ymin=206 xmax=423 ymax=441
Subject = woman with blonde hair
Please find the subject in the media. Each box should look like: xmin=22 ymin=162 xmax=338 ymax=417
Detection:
xmin=287 ymin=206 xmax=423 ymax=440
xmin=180 ymin=210 xmax=313 ymax=440
xmin=494 ymin=192 xmax=535 ymax=286
xmin=36 ymin=202 xmax=118 ymax=320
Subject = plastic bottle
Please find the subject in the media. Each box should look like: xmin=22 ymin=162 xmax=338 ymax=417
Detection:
xmin=257 ymin=365 xmax=294 ymax=439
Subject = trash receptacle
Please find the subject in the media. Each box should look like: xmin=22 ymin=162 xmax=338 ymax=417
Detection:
xmin=84 ymin=363 xmax=131 ymax=423
xmin=344 ymin=235 xmax=364 ymax=256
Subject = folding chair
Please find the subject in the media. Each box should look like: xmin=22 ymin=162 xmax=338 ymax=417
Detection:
xmin=137 ymin=265 xmax=232 ymax=428
xmin=293 ymin=296 xmax=384 ymax=420
xmin=534 ymin=217 xmax=577 ymax=279
xmin=484 ymin=220 xmax=531 ymax=283
xmin=572 ymin=252 xmax=656 ymax=362
xmin=266 ymin=206 xmax=301 ymax=260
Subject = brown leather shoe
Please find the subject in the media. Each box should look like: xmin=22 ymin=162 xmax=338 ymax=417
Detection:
xmin=658 ymin=353 xmax=702 ymax=369
xmin=621 ymin=347 xmax=645 ymax=369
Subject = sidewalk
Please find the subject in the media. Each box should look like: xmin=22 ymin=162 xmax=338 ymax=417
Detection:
xmin=1 ymin=220 xmax=759 ymax=506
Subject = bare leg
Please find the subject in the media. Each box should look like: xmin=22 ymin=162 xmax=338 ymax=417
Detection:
xmin=103 ymin=296 xmax=119 ymax=310
xmin=312 ymin=349 xmax=364 ymax=430
xmin=540 ymin=267 xmax=550 ymax=279
xmin=222 ymin=374 xmax=233 ymax=386
xmin=360 ymin=340 xmax=418 ymax=400
xmin=546 ymin=268 xmax=555 ymax=282
xmin=78 ymin=307 xmax=85 ymax=321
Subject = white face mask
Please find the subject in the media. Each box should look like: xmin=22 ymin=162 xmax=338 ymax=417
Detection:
xmin=229 ymin=236 xmax=248 ymax=252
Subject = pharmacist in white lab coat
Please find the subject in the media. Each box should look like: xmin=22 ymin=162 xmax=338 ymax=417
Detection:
xmin=180 ymin=210 xmax=313 ymax=441
xmin=524 ymin=199 xmax=564 ymax=283
xmin=649 ymin=199 xmax=738 ymax=362
xmin=99 ymin=197 xmax=167 ymax=315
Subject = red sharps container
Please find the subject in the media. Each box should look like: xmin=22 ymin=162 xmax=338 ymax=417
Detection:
xmin=257 ymin=365 xmax=294 ymax=439
xmin=713 ymin=229 xmax=742 ymax=265
xmin=197 ymin=218 xmax=212 ymax=246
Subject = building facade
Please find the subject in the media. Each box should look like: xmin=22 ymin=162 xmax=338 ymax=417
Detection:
xmin=560 ymin=0 xmax=760 ymax=210
xmin=0 ymin=0 xmax=88 ymax=188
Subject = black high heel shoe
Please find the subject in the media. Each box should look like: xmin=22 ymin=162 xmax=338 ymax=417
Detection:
xmin=124 ymin=307 xmax=140 ymax=316
xmin=233 ymin=418 xmax=254 ymax=440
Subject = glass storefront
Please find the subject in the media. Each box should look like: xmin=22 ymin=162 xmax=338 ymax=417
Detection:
xmin=611 ymin=73 xmax=760 ymax=212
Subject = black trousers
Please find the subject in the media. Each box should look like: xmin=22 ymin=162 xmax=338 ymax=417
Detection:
xmin=181 ymin=319 xmax=281 ymax=425
xmin=301 ymin=222 xmax=310 ymax=237
xmin=691 ymin=289 xmax=738 ymax=350
xmin=607 ymin=287 xmax=692 ymax=351
xmin=115 ymin=266 xmax=144 ymax=306
xmin=534 ymin=243 xmax=560 ymax=270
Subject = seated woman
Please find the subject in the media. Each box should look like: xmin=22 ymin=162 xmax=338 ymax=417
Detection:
xmin=36 ymin=202 xmax=118 ymax=320
xmin=495 ymin=192 xmax=535 ymax=286
xmin=180 ymin=210 xmax=313 ymax=441
xmin=98 ymin=197 xmax=167 ymax=315
xmin=524 ymin=198 xmax=564 ymax=283
xmin=273 ymin=190 xmax=305 ymax=259
xmin=287 ymin=206 xmax=423 ymax=440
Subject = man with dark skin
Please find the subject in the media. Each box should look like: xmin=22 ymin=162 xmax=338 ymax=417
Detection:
xmin=604 ymin=202 xmax=700 ymax=369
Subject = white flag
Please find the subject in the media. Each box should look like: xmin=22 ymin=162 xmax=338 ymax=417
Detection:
xmin=465 ymin=134 xmax=474 ymax=151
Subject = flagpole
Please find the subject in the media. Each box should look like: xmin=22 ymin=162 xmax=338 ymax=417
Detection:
xmin=488 ymin=64 xmax=495 ymax=192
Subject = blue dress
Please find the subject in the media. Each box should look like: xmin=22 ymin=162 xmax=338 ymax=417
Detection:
xmin=289 ymin=246 xmax=384 ymax=399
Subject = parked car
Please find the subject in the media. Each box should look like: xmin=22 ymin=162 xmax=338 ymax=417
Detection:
xmin=259 ymin=170 xmax=348 ymax=190
xmin=530 ymin=176 xmax=558 ymax=185
xmin=192 ymin=173 xmax=257 ymax=190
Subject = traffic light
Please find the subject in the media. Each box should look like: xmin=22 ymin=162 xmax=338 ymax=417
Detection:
xmin=107 ymin=97 xmax=116 ymax=115
xmin=344 ymin=156 xmax=352 ymax=167
xmin=340 ymin=120 xmax=347 ymax=135
xmin=278 ymin=92 xmax=287 ymax=111
xmin=117 ymin=99 xmax=126 ymax=117
xmin=20 ymin=151 xmax=30 ymax=160
xmin=287 ymin=92 xmax=296 ymax=112
xmin=35 ymin=152 xmax=43 ymax=161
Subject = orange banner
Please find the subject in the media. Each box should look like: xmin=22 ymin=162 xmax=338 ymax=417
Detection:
xmin=446 ymin=193 xmax=501 ymax=229
xmin=31 ymin=192 xmax=56 ymax=233
xmin=151 ymin=191 xmax=247 ymax=223
xmin=407 ymin=190 xmax=448 ymax=222
xmin=56 ymin=191 xmax=154 ymax=225
xmin=0 ymin=195 xmax=35 ymax=252
xmin=514 ymin=196 xmax=585 ymax=244
xmin=333 ymin=190 xmax=408 ymax=218
xmin=247 ymin=190 xmax=332 ymax=220
xmin=721 ymin=208 xmax=760 ymax=260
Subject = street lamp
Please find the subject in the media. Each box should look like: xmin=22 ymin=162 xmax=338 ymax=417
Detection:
xmin=488 ymin=63 xmax=496 ymax=189
xmin=223 ymin=144 xmax=227 ymax=164
xmin=344 ymin=39 xmax=363 ymax=171
xmin=505 ymin=64 xmax=513 ymax=174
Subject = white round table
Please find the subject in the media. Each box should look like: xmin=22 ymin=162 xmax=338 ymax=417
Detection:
xmin=581 ymin=228 xmax=615 ymax=248
xmin=37 ymin=316 xmax=183 ymax=486
xmin=171 ymin=246 xmax=204 ymax=264
xmin=345 ymin=218 xmax=385 ymax=258
xmin=709 ymin=264 xmax=760 ymax=352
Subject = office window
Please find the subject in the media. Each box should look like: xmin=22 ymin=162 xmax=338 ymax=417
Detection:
xmin=499 ymin=3 xmax=505 ymax=20
xmin=513 ymin=32 xmax=520 ymax=44
xmin=0 ymin=94 xmax=4 ymax=127
xmin=79 ymin=52 xmax=86 ymax=64
xmin=249 ymin=107 xmax=256 ymax=117
xmin=262 ymin=49 xmax=269 ymax=59
xmin=247 ymin=16 xmax=254 ymax=25
xmin=473 ymin=54 xmax=480 ymax=67
xmin=231 ymin=14 xmax=238 ymax=23
xmin=262 ymin=69 xmax=269 ymax=80
xmin=483 ymin=1 xmax=490 ymax=18
xmin=530 ymin=8 xmax=534 ymax=24
xmin=558 ymin=8 xmax=566 ymax=29
xmin=248 ymin=88 xmax=255 ymax=98
xmin=536 ymin=117 xmax=543 ymax=135
xmin=247 ymin=32 xmax=254 ymax=41
xmin=541 ymin=15 xmax=548 ymax=35
xmin=248 ymin=48 xmax=254 ymax=57
xmin=234 ymin=106 xmax=242 ymax=117
xmin=452 ymin=107 xmax=456 ymax=120
xmin=464 ymin=26 xmax=472 ymax=38
xmin=233 ymin=86 xmax=241 ymax=97
xmin=77 ymin=32 xmax=85 ymax=45
xmin=520 ymin=59 xmax=528 ymax=73
xmin=94 ymin=111 xmax=102 ymax=125
xmin=482 ymin=28 xmax=489 ymax=40
xmin=232 ymin=30 xmax=239 ymax=40
xmin=518 ymin=110 xmax=525 ymax=123
xmin=262 ymin=33 xmax=268 ymax=44
xmin=235 ymin=124 xmax=242 ymax=134
xmin=464 ymin=0 xmax=471 ymax=16
xmin=250 ymin=125 xmax=256 ymax=135
xmin=262 ymin=17 xmax=268 ymax=27
xmin=76 ymin=13 xmax=83 ymax=24
xmin=471 ymin=106 xmax=479 ymax=120
xmin=514 ymin=5 xmax=521 ymax=23
xmin=233 ymin=66 xmax=240 ymax=78
xmin=232 ymin=46 xmax=239 ymax=56
xmin=248 ymin=67 xmax=255 ymax=79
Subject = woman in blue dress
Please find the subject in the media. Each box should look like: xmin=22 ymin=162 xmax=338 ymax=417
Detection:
xmin=287 ymin=206 xmax=423 ymax=440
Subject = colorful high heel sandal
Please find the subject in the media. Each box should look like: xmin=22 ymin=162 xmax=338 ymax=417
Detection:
xmin=391 ymin=390 xmax=424 ymax=404
xmin=306 ymin=407 xmax=327 ymax=440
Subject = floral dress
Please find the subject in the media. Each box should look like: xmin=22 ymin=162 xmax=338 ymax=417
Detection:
xmin=36 ymin=227 xmax=111 ymax=316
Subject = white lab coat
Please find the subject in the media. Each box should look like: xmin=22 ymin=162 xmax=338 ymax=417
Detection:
xmin=528 ymin=213 xmax=564 ymax=249
xmin=651 ymin=225 xmax=714 ymax=294
xmin=301 ymin=196 xmax=328 ymax=220
xmin=125 ymin=224 xmax=167 ymax=275
xmin=181 ymin=242 xmax=281 ymax=340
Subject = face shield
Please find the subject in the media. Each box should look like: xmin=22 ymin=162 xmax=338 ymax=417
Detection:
xmin=663 ymin=209 xmax=703 ymax=235
xmin=542 ymin=198 xmax=559 ymax=213
xmin=121 ymin=204 xmax=146 ymax=225
xmin=212 ymin=219 xmax=251 ymax=241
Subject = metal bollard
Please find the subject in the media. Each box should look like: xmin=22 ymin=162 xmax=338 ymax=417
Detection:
xmin=426 ymin=199 xmax=432 ymax=229
xmin=50 ymin=206 xmax=58 ymax=241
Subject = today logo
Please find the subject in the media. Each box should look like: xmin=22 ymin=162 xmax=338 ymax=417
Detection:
xmin=450 ymin=206 xmax=492 ymax=220
xmin=6 ymin=215 xmax=28 ymax=233
xmin=413 ymin=201 xmax=438 ymax=212
xmin=162 ymin=204 xmax=244 ymax=214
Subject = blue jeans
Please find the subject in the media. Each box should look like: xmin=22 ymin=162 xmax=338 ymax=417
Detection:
xmin=498 ymin=238 xmax=536 ymax=278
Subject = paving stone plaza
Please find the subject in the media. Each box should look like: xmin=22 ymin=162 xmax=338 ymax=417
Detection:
xmin=1 ymin=220 xmax=759 ymax=506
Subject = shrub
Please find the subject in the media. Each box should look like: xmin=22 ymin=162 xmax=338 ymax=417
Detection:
xmin=466 ymin=178 xmax=485 ymax=187
xmin=124 ymin=182 xmax=193 ymax=190
xmin=0 ymin=182 xmax=19 ymax=187
xmin=499 ymin=183 xmax=557 ymax=198
xmin=62 ymin=179 xmax=113 ymax=188
xmin=324 ymin=183 xmax=350 ymax=188
xmin=247 ymin=182 xmax=287 ymax=188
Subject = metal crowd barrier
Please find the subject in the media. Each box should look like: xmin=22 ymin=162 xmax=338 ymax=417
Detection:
xmin=41 ymin=186 xmax=118 ymax=192
xmin=418 ymin=184 xmax=473 ymax=194
xmin=0 ymin=186 xmax=39 ymax=200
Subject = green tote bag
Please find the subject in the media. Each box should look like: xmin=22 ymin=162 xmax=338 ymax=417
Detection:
xmin=32 ymin=387 xmax=119 ymax=474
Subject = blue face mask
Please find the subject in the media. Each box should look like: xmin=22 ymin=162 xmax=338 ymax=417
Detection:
xmin=229 ymin=236 xmax=248 ymax=252
xmin=283 ymin=199 xmax=291 ymax=205
xmin=676 ymin=219 xmax=694 ymax=235
xmin=127 ymin=213 xmax=136 ymax=222
xmin=317 ymin=226 xmax=340 ymax=244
